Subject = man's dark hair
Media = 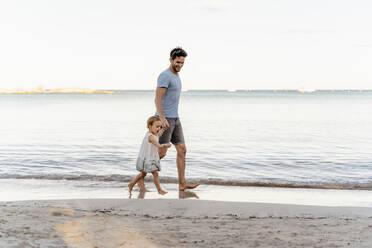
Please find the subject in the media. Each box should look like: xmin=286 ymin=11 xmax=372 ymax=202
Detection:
xmin=170 ymin=47 xmax=187 ymax=60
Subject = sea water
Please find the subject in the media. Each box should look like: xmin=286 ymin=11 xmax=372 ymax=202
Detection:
xmin=0 ymin=90 xmax=371 ymax=202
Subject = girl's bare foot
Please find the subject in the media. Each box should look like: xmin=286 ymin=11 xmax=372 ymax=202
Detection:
xmin=158 ymin=189 xmax=168 ymax=195
xmin=128 ymin=183 xmax=135 ymax=194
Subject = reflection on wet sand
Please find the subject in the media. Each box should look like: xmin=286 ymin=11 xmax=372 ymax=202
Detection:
xmin=128 ymin=189 xmax=148 ymax=199
xmin=130 ymin=189 xmax=199 ymax=200
xmin=179 ymin=190 xmax=199 ymax=199
xmin=138 ymin=190 xmax=146 ymax=199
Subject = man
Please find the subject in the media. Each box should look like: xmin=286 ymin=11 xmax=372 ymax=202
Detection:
xmin=138 ymin=47 xmax=200 ymax=191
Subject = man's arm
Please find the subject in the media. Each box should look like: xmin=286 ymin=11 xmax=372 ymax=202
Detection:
xmin=155 ymin=87 xmax=170 ymax=129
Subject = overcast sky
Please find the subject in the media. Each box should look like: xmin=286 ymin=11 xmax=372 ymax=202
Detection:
xmin=0 ymin=0 xmax=371 ymax=90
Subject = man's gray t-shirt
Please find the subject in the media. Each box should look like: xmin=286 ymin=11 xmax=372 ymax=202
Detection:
xmin=156 ymin=68 xmax=182 ymax=118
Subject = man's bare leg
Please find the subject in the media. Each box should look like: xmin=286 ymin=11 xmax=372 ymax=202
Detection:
xmin=175 ymin=144 xmax=200 ymax=191
xmin=158 ymin=146 xmax=168 ymax=160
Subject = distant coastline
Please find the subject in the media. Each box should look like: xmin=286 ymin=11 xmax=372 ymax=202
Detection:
xmin=0 ymin=86 xmax=114 ymax=94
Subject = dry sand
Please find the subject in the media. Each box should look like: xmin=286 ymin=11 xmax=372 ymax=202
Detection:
xmin=1 ymin=198 xmax=372 ymax=248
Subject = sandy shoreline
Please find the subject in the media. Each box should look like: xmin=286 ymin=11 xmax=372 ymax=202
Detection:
xmin=1 ymin=198 xmax=372 ymax=248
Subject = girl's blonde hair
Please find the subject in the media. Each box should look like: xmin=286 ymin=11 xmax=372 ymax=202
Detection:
xmin=147 ymin=116 xmax=161 ymax=128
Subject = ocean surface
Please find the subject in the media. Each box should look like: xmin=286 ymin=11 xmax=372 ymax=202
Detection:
xmin=0 ymin=90 xmax=371 ymax=194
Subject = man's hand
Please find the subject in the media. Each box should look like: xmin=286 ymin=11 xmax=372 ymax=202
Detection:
xmin=160 ymin=117 xmax=170 ymax=129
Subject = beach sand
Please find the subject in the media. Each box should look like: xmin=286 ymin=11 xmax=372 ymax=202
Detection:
xmin=1 ymin=197 xmax=372 ymax=248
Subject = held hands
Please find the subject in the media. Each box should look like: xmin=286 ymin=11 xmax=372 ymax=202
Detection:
xmin=161 ymin=143 xmax=171 ymax=148
xmin=160 ymin=117 xmax=170 ymax=130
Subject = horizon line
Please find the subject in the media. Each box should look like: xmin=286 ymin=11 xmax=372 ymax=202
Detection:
xmin=102 ymin=88 xmax=372 ymax=91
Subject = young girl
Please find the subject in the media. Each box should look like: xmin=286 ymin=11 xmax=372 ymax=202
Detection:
xmin=128 ymin=116 xmax=171 ymax=195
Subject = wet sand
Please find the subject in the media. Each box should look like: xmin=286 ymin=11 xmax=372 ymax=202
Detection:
xmin=2 ymin=180 xmax=372 ymax=207
xmin=1 ymin=198 xmax=372 ymax=248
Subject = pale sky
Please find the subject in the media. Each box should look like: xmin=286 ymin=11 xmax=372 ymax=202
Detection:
xmin=0 ymin=0 xmax=371 ymax=90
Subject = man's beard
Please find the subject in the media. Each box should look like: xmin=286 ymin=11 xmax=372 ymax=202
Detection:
xmin=172 ymin=64 xmax=180 ymax=72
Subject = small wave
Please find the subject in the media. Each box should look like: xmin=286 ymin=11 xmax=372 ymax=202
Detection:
xmin=1 ymin=174 xmax=371 ymax=190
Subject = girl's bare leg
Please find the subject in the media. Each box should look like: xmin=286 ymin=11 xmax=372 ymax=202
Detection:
xmin=137 ymin=178 xmax=147 ymax=191
xmin=136 ymin=146 xmax=168 ymax=191
xmin=152 ymin=171 xmax=167 ymax=195
xmin=128 ymin=172 xmax=146 ymax=194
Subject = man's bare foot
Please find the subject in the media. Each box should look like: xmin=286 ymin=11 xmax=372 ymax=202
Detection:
xmin=179 ymin=182 xmax=200 ymax=191
xmin=158 ymin=189 xmax=168 ymax=195
xmin=128 ymin=183 xmax=134 ymax=195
